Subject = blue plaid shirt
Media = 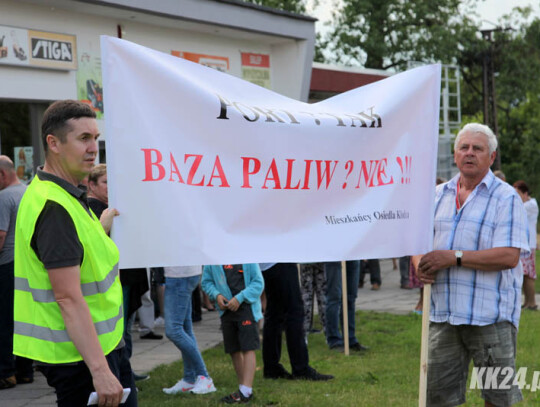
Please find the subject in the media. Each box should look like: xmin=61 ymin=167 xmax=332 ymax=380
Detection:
xmin=430 ymin=170 xmax=529 ymax=328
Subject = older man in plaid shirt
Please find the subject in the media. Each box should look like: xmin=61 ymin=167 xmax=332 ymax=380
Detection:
xmin=418 ymin=123 xmax=529 ymax=407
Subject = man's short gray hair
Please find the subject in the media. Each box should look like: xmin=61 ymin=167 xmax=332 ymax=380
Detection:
xmin=0 ymin=155 xmax=15 ymax=172
xmin=454 ymin=123 xmax=498 ymax=154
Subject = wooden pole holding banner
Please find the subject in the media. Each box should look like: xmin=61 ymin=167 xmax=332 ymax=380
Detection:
xmin=418 ymin=283 xmax=431 ymax=407
xmin=341 ymin=260 xmax=349 ymax=356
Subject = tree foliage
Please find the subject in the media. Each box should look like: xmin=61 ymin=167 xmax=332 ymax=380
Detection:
xmin=319 ymin=0 xmax=479 ymax=70
xmin=456 ymin=7 xmax=540 ymax=191
xmin=241 ymin=0 xmax=307 ymax=14
xmin=490 ymin=19 xmax=540 ymax=191
xmin=245 ymin=0 xmax=540 ymax=192
xmin=319 ymin=1 xmax=540 ymax=191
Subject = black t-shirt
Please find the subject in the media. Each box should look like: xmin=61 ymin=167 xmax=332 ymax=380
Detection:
xmin=88 ymin=197 xmax=107 ymax=219
xmin=223 ymin=264 xmax=252 ymax=321
xmin=224 ymin=264 xmax=245 ymax=296
xmin=30 ymin=170 xmax=91 ymax=269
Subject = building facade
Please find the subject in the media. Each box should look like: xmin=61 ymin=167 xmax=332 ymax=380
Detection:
xmin=0 ymin=0 xmax=315 ymax=177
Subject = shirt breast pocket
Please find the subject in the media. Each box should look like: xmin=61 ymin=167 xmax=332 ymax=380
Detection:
xmin=477 ymin=217 xmax=496 ymax=250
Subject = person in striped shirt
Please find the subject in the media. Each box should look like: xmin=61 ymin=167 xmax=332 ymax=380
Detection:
xmin=417 ymin=123 xmax=529 ymax=407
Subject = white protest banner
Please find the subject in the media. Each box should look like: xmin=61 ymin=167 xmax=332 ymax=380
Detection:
xmin=101 ymin=36 xmax=440 ymax=268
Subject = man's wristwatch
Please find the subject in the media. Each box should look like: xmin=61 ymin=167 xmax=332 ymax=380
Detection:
xmin=455 ymin=250 xmax=463 ymax=267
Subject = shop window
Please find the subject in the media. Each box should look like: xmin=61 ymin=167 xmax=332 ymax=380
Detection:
xmin=0 ymin=101 xmax=33 ymax=182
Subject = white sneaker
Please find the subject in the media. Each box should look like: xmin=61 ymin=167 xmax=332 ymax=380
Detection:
xmin=163 ymin=378 xmax=194 ymax=395
xmin=190 ymin=375 xmax=216 ymax=394
xmin=154 ymin=316 xmax=165 ymax=327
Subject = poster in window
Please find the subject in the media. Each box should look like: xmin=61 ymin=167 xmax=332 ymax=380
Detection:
xmin=241 ymin=52 xmax=270 ymax=89
xmin=171 ymin=50 xmax=229 ymax=73
xmin=14 ymin=146 xmax=33 ymax=183
xmin=77 ymin=42 xmax=104 ymax=119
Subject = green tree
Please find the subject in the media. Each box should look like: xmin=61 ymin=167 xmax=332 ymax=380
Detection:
xmin=319 ymin=0 xmax=479 ymax=70
xmin=458 ymin=8 xmax=540 ymax=190
xmin=241 ymin=0 xmax=307 ymax=14
xmin=247 ymin=0 xmax=540 ymax=191
xmin=497 ymin=20 xmax=540 ymax=191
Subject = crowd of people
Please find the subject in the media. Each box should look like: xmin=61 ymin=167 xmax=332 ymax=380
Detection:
xmin=0 ymin=100 xmax=537 ymax=407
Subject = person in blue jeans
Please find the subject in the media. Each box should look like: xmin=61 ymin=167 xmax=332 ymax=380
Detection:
xmin=324 ymin=261 xmax=368 ymax=352
xmin=162 ymin=266 xmax=216 ymax=395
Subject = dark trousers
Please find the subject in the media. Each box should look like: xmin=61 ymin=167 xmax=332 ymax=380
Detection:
xmin=39 ymin=347 xmax=137 ymax=407
xmin=359 ymin=259 xmax=382 ymax=285
xmin=192 ymin=284 xmax=202 ymax=321
xmin=324 ymin=261 xmax=360 ymax=348
xmin=262 ymin=263 xmax=309 ymax=376
xmin=122 ymin=285 xmax=134 ymax=359
xmin=399 ymin=256 xmax=410 ymax=286
xmin=0 ymin=262 xmax=33 ymax=380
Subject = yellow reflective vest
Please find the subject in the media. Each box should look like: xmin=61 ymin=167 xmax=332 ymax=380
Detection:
xmin=13 ymin=175 xmax=123 ymax=364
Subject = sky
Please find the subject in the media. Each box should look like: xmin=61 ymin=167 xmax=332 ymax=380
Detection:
xmin=475 ymin=0 xmax=540 ymax=28
xmin=308 ymin=0 xmax=540 ymax=32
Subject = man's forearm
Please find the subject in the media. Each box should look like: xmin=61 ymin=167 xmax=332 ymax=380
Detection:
xmin=57 ymin=294 xmax=124 ymax=405
xmin=460 ymin=247 xmax=520 ymax=271
xmin=56 ymin=295 xmax=110 ymax=373
xmin=419 ymin=247 xmax=521 ymax=277
xmin=49 ymin=265 xmax=123 ymax=405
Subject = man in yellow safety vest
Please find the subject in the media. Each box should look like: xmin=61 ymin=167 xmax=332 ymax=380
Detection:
xmin=13 ymin=100 xmax=135 ymax=407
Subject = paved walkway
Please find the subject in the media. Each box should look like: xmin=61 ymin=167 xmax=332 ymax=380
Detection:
xmin=0 ymin=259 xmax=428 ymax=406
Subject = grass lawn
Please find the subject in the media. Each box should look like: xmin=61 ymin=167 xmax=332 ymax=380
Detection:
xmin=137 ymin=311 xmax=540 ymax=406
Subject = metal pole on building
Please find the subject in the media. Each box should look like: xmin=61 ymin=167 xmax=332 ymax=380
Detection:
xmin=441 ymin=68 xmax=452 ymax=180
xmin=481 ymin=28 xmax=501 ymax=170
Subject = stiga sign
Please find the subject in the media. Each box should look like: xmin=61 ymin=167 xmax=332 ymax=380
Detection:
xmin=31 ymin=38 xmax=73 ymax=62
xmin=0 ymin=25 xmax=77 ymax=70
xmin=28 ymin=30 xmax=77 ymax=70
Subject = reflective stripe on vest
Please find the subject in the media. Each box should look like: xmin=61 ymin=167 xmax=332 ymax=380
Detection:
xmin=14 ymin=263 xmax=119 ymax=303
xmin=14 ymin=304 xmax=123 ymax=343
